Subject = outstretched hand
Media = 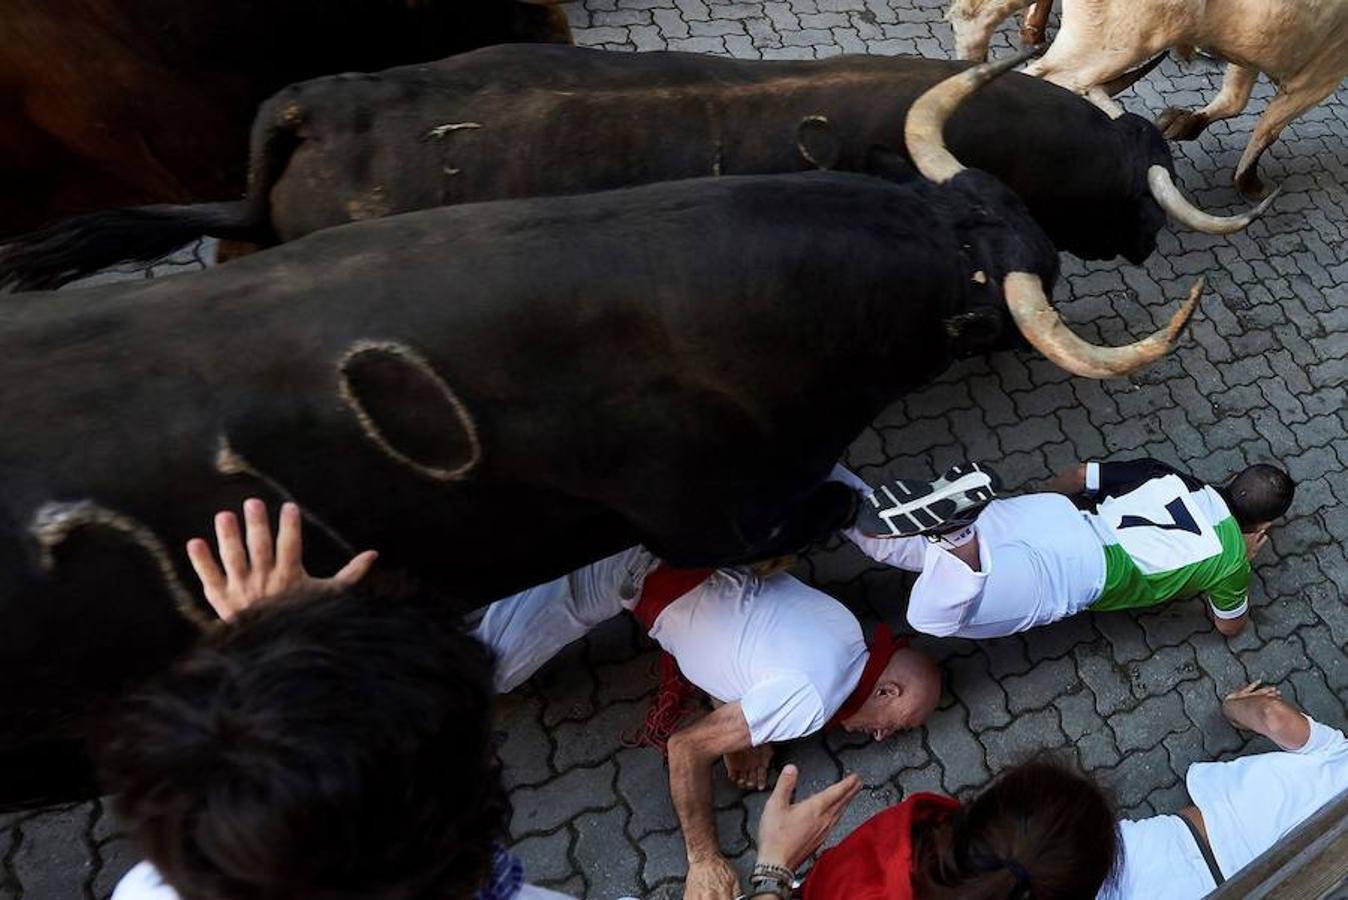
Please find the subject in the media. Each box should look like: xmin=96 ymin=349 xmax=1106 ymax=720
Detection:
xmin=755 ymin=765 xmax=862 ymax=872
xmin=186 ymin=498 xmax=377 ymax=621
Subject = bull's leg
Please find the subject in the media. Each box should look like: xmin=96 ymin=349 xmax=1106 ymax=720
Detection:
xmin=645 ymin=481 xmax=858 ymax=569
xmin=1157 ymin=63 xmax=1256 ymax=141
xmin=946 ymin=0 xmax=1031 ymax=61
xmin=1234 ymin=76 xmax=1341 ymax=198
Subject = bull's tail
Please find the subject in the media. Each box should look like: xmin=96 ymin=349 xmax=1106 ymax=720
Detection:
xmin=0 ymin=202 xmax=266 ymax=292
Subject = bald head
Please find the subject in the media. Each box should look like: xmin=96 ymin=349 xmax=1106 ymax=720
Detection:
xmin=841 ymin=646 xmax=943 ymax=742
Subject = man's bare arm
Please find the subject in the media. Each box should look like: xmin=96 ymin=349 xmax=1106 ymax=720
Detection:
xmin=1042 ymin=463 xmax=1087 ymax=496
xmin=667 ymin=702 xmax=756 ymax=900
xmin=1222 ymin=682 xmax=1312 ymax=750
xmin=1212 ymin=608 xmax=1249 ymax=637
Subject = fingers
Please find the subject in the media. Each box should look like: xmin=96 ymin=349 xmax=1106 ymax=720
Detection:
xmin=751 ymin=757 xmax=769 ymax=792
xmin=332 ymin=550 xmax=379 ymax=588
xmin=275 ymin=502 xmax=304 ymax=573
xmin=768 ymin=764 xmax=799 ymax=809
xmin=214 ymin=511 xmax=249 ymax=583
xmin=243 ymin=498 xmax=274 ymax=572
xmin=185 ymin=537 xmax=229 ymax=616
xmin=809 ymin=772 xmax=862 ymax=818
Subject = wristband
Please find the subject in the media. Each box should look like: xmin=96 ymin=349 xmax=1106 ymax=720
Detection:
xmin=753 ymin=863 xmax=796 ymax=883
xmin=750 ymin=862 xmax=796 ymax=899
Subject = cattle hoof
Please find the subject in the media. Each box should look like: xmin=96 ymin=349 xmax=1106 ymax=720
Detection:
xmin=1235 ymin=168 xmax=1269 ymax=200
xmin=1157 ymin=107 xmax=1206 ymax=141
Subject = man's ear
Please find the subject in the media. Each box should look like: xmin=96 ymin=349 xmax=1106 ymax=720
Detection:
xmin=877 ymin=681 xmax=902 ymax=699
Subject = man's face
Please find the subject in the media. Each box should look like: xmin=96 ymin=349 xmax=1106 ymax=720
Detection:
xmin=844 ymin=690 xmax=933 ymax=743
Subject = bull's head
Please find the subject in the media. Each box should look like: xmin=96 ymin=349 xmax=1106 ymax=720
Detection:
xmin=906 ymin=50 xmax=1200 ymax=379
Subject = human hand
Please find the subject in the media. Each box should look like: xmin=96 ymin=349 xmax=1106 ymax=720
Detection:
xmin=755 ymin=765 xmax=862 ymax=872
xmin=186 ymin=498 xmax=378 ymax=621
xmin=1222 ymin=680 xmax=1281 ymax=731
xmin=684 ymin=855 xmax=740 ymax=900
xmin=1244 ymin=527 xmax=1270 ymax=559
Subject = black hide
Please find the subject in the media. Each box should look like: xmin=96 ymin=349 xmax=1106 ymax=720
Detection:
xmin=0 ymin=171 xmax=1056 ymax=806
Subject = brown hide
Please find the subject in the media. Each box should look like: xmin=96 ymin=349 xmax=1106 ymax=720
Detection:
xmin=0 ymin=0 xmax=571 ymax=237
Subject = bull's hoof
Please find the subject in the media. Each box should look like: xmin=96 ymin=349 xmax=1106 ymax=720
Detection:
xmin=1235 ymin=167 xmax=1269 ymax=200
xmin=1157 ymin=107 xmax=1207 ymax=141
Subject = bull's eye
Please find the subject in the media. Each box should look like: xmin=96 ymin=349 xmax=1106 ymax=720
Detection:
xmin=338 ymin=341 xmax=482 ymax=481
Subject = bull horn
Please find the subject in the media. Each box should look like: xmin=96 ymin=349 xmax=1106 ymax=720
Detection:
xmin=1004 ymin=271 xmax=1203 ymax=378
xmin=1147 ymin=165 xmax=1279 ymax=234
xmin=905 ymin=47 xmax=1042 ymax=183
xmin=1101 ymin=51 xmax=1168 ymax=97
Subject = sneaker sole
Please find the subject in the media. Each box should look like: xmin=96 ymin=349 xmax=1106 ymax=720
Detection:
xmin=855 ymin=463 xmax=1002 ymax=538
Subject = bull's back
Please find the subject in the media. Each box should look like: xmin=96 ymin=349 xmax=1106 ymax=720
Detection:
xmin=263 ymin=45 xmax=1149 ymax=259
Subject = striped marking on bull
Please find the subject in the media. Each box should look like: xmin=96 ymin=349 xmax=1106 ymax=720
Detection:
xmin=29 ymin=500 xmax=210 ymax=628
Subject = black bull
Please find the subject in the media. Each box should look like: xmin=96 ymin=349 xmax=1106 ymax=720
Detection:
xmin=0 ymin=45 xmax=1265 ymax=291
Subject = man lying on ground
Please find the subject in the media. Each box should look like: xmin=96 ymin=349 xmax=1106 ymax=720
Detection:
xmin=1107 ymin=680 xmax=1347 ymax=898
xmin=470 ymin=517 xmax=943 ymax=899
xmin=843 ymin=457 xmax=1294 ymax=639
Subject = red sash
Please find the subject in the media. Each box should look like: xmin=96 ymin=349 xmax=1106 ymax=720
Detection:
xmin=802 ymin=793 xmax=960 ymax=900
xmin=631 ymin=564 xmax=716 ymax=631
xmin=826 ymin=625 xmax=906 ymax=730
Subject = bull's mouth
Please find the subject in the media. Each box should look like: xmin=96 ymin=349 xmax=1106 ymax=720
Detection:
xmin=904 ymin=50 xmax=1202 ymax=379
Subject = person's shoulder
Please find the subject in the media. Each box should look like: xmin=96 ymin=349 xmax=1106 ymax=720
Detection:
xmin=111 ymin=863 xmax=181 ymax=900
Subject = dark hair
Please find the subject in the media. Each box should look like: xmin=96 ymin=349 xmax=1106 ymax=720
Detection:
xmin=96 ymin=584 xmax=503 ymax=900
xmin=1224 ymin=464 xmax=1295 ymax=531
xmin=912 ymin=758 xmax=1119 ymax=900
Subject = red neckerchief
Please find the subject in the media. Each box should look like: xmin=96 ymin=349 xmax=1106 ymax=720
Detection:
xmin=826 ymin=624 xmax=904 ymax=730
xmin=802 ymin=793 xmax=960 ymax=900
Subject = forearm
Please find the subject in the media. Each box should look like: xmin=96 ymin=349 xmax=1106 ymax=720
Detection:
xmin=669 ymin=737 xmax=725 ymax=863
xmin=1224 ymin=695 xmax=1311 ymax=750
xmin=1043 ymin=463 xmax=1088 ymax=496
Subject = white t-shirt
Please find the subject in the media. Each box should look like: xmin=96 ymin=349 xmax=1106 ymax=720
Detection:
xmin=111 ymin=861 xmax=579 ymax=900
xmin=648 ymin=569 xmax=869 ymax=746
xmin=840 ymin=474 xmax=1106 ymax=638
xmin=1103 ymin=716 xmax=1348 ymax=899
xmin=1188 ymin=716 xmax=1348 ymax=877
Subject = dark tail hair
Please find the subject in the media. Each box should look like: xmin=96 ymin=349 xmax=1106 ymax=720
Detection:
xmin=0 ymin=202 xmax=267 ymax=292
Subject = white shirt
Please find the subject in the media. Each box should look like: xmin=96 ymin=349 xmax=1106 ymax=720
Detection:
xmin=1104 ymin=716 xmax=1348 ymax=898
xmin=112 ymin=861 xmax=579 ymax=900
xmin=649 ymin=569 xmax=869 ymax=746
xmin=1187 ymin=716 xmax=1348 ymax=877
xmin=841 ymin=478 xmax=1106 ymax=638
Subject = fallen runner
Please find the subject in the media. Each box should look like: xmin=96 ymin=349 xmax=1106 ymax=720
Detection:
xmin=839 ymin=457 xmax=1294 ymax=640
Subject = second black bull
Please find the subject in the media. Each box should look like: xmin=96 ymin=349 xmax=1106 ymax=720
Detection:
xmin=0 ymin=58 xmax=1200 ymax=807
xmin=0 ymin=45 xmax=1271 ymax=290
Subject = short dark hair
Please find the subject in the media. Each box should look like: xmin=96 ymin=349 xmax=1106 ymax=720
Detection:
xmin=912 ymin=757 xmax=1119 ymax=900
xmin=1225 ymin=463 xmax=1296 ymax=530
xmin=96 ymin=584 xmax=502 ymax=900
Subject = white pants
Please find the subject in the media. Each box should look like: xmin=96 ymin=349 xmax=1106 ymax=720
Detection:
xmin=472 ymin=546 xmax=657 ymax=693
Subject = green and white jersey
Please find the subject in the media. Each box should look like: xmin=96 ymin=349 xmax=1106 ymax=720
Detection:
xmin=1083 ymin=459 xmax=1250 ymax=618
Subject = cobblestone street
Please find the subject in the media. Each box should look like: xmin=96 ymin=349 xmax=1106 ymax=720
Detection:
xmin=2 ymin=1 xmax=1346 ymax=897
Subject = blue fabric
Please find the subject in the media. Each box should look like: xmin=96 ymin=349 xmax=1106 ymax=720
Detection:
xmin=476 ymin=844 xmax=525 ymax=900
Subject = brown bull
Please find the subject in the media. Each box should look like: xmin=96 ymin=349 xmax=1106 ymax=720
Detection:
xmin=0 ymin=0 xmax=571 ymax=238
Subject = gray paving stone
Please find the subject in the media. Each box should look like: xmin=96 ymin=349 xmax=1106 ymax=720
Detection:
xmin=639 ymin=829 xmax=688 ymax=889
xmin=1129 ymin=642 xmax=1201 ymax=699
xmin=92 ymin=835 xmax=140 ymax=900
xmin=1003 ymin=657 xmax=1079 ymax=715
xmin=512 ymin=762 xmax=618 ymax=836
xmin=946 ymin=652 xmax=1012 ymax=732
xmin=982 ymin=708 xmax=1067 ymax=771
xmin=12 ymin=806 xmax=95 ymax=900
xmin=553 ymin=699 xmax=649 ymax=772
xmin=574 ymin=806 xmax=643 ymax=898
xmin=1178 ymin=676 xmax=1246 ymax=757
xmin=924 ymin=704 xmax=989 ymax=793
xmin=513 ymin=829 xmax=577 ymax=885
xmin=1239 ymin=634 xmax=1311 ymax=685
xmin=1075 ymin=641 xmax=1134 ymax=716
xmin=1100 ymin=745 xmax=1178 ymax=809
xmin=1112 ymin=693 xmax=1189 ymax=754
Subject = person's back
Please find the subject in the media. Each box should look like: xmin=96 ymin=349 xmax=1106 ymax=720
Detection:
xmin=1106 ymin=684 xmax=1347 ymax=899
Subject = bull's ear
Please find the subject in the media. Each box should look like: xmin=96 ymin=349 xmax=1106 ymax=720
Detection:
xmin=863 ymin=147 xmax=918 ymax=184
xmin=796 ymin=116 xmax=842 ymax=170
